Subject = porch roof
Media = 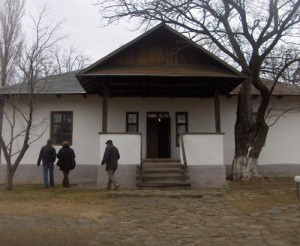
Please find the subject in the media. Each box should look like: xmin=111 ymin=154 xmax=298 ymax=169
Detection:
xmin=77 ymin=74 xmax=242 ymax=98
xmin=76 ymin=23 xmax=245 ymax=98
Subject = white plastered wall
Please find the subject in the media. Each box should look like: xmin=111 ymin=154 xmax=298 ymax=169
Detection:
xmin=1 ymin=94 xmax=102 ymax=165
xmin=106 ymin=97 xmax=216 ymax=159
xmin=2 ymin=94 xmax=300 ymax=166
xmin=220 ymin=95 xmax=300 ymax=165
xmin=180 ymin=134 xmax=224 ymax=165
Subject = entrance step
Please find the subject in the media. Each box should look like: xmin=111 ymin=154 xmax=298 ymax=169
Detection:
xmin=136 ymin=159 xmax=191 ymax=188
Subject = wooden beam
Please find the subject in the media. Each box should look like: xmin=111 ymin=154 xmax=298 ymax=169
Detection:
xmin=214 ymin=86 xmax=221 ymax=133
xmin=102 ymin=84 xmax=108 ymax=133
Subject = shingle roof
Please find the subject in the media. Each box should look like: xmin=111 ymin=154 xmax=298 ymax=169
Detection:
xmin=1 ymin=70 xmax=85 ymax=95
xmin=230 ymin=79 xmax=300 ymax=96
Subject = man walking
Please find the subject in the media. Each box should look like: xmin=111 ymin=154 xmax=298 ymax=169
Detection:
xmin=37 ymin=139 xmax=56 ymax=188
xmin=101 ymin=140 xmax=120 ymax=190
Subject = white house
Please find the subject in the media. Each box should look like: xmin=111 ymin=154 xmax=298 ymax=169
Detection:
xmin=1 ymin=24 xmax=300 ymax=187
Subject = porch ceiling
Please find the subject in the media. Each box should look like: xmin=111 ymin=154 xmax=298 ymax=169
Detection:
xmin=77 ymin=73 xmax=243 ymax=98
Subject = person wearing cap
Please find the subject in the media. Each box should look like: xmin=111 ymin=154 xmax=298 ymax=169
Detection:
xmin=101 ymin=140 xmax=120 ymax=190
xmin=37 ymin=139 xmax=56 ymax=188
xmin=57 ymin=141 xmax=76 ymax=188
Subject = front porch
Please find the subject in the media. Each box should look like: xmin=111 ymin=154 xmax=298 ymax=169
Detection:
xmin=97 ymin=133 xmax=226 ymax=188
xmin=77 ymin=24 xmax=243 ymax=188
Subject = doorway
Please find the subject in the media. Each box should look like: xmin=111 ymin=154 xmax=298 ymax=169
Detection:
xmin=146 ymin=112 xmax=171 ymax=158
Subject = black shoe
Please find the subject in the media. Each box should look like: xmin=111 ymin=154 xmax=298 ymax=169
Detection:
xmin=114 ymin=185 xmax=120 ymax=190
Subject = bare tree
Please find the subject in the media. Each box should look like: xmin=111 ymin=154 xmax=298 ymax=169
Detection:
xmin=0 ymin=0 xmax=24 ymax=165
xmin=51 ymin=46 xmax=91 ymax=74
xmin=0 ymin=4 xmax=64 ymax=190
xmin=95 ymin=0 xmax=300 ymax=181
xmin=0 ymin=0 xmax=24 ymax=87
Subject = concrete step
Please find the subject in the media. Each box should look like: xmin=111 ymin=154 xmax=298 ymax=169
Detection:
xmin=136 ymin=180 xmax=191 ymax=188
xmin=143 ymin=158 xmax=181 ymax=163
xmin=137 ymin=168 xmax=185 ymax=173
xmin=136 ymin=173 xmax=188 ymax=180
xmin=137 ymin=159 xmax=189 ymax=188
xmin=141 ymin=163 xmax=183 ymax=168
xmin=137 ymin=172 xmax=186 ymax=178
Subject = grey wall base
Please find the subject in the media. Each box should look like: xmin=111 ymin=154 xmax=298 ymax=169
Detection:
xmin=188 ymin=165 xmax=227 ymax=187
xmin=97 ymin=164 xmax=137 ymax=188
xmin=0 ymin=164 xmax=98 ymax=185
xmin=225 ymin=164 xmax=300 ymax=177
xmin=1 ymin=163 xmax=299 ymax=187
xmin=98 ymin=164 xmax=227 ymax=188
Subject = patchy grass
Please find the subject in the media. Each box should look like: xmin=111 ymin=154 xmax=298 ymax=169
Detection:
xmin=0 ymin=184 xmax=116 ymax=246
xmin=0 ymin=178 xmax=299 ymax=245
xmin=0 ymin=184 xmax=113 ymax=218
xmin=224 ymin=177 xmax=299 ymax=213
xmin=0 ymin=184 xmax=109 ymax=203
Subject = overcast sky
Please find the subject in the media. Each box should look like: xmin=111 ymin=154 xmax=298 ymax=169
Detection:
xmin=24 ymin=0 xmax=142 ymax=63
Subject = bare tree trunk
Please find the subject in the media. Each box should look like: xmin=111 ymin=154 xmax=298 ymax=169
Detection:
xmin=232 ymin=73 xmax=270 ymax=180
xmin=0 ymin=95 xmax=3 ymax=164
xmin=232 ymin=77 xmax=254 ymax=180
xmin=5 ymin=165 xmax=15 ymax=190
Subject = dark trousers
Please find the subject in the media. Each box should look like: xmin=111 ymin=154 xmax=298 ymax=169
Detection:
xmin=62 ymin=170 xmax=70 ymax=188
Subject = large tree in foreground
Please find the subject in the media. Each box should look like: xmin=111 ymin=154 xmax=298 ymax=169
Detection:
xmin=96 ymin=0 xmax=300 ymax=180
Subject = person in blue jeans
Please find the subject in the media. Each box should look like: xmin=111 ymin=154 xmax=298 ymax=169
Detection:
xmin=37 ymin=139 xmax=56 ymax=188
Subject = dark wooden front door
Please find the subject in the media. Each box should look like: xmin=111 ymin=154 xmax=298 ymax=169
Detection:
xmin=146 ymin=112 xmax=171 ymax=158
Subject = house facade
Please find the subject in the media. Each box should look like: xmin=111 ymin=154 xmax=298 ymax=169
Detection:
xmin=1 ymin=24 xmax=300 ymax=187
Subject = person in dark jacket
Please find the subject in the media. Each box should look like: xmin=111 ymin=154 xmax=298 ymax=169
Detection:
xmin=101 ymin=140 xmax=120 ymax=190
xmin=37 ymin=139 xmax=56 ymax=188
xmin=57 ymin=141 xmax=76 ymax=188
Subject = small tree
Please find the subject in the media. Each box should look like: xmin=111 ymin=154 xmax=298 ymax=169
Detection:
xmin=95 ymin=0 xmax=300 ymax=180
xmin=0 ymin=0 xmax=24 ymax=164
xmin=0 ymin=3 xmax=64 ymax=190
xmin=0 ymin=2 xmax=91 ymax=190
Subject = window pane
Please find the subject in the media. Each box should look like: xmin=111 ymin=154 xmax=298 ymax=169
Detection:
xmin=128 ymin=124 xmax=137 ymax=132
xmin=61 ymin=135 xmax=72 ymax=143
xmin=128 ymin=114 xmax=137 ymax=123
xmin=147 ymin=113 xmax=157 ymax=118
xmin=51 ymin=112 xmax=73 ymax=145
xmin=159 ymin=113 xmax=169 ymax=118
xmin=177 ymin=125 xmax=187 ymax=134
xmin=65 ymin=113 xmax=72 ymax=123
xmin=53 ymin=114 xmax=62 ymax=123
xmin=177 ymin=114 xmax=186 ymax=123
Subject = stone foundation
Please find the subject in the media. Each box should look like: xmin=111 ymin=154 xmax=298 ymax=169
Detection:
xmin=1 ymin=163 xmax=300 ymax=187
xmin=97 ymin=164 xmax=137 ymax=188
xmin=0 ymin=164 xmax=98 ymax=185
xmin=225 ymin=164 xmax=300 ymax=177
xmin=187 ymin=165 xmax=227 ymax=187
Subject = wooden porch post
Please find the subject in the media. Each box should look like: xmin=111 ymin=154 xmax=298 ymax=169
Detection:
xmin=102 ymin=84 xmax=108 ymax=133
xmin=214 ymin=86 xmax=221 ymax=133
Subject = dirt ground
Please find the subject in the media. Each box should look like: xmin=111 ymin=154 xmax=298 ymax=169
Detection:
xmin=0 ymin=177 xmax=299 ymax=245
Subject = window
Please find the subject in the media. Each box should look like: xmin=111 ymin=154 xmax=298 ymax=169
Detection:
xmin=126 ymin=112 xmax=139 ymax=132
xmin=51 ymin=112 xmax=73 ymax=145
xmin=176 ymin=112 xmax=188 ymax=147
